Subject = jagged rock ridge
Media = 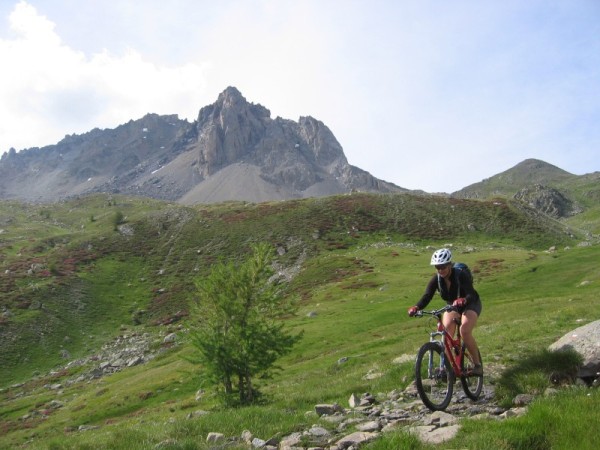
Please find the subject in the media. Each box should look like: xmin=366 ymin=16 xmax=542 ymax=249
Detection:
xmin=0 ymin=87 xmax=406 ymax=204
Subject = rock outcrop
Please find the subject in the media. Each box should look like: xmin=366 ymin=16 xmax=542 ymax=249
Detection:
xmin=513 ymin=184 xmax=582 ymax=218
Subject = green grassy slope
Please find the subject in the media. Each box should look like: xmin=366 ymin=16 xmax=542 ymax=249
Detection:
xmin=0 ymin=192 xmax=598 ymax=449
xmin=560 ymin=172 xmax=600 ymax=235
xmin=0 ymin=193 xmax=580 ymax=383
xmin=453 ymin=158 xmax=575 ymax=199
xmin=453 ymin=159 xmax=600 ymax=236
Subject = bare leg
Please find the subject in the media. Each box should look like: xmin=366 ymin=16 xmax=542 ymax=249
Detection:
xmin=442 ymin=310 xmax=459 ymax=338
xmin=460 ymin=310 xmax=481 ymax=366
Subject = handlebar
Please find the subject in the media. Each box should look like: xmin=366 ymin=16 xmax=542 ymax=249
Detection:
xmin=413 ymin=304 xmax=457 ymax=318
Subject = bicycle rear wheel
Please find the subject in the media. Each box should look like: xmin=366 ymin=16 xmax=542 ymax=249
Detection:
xmin=415 ymin=342 xmax=455 ymax=411
xmin=460 ymin=347 xmax=483 ymax=400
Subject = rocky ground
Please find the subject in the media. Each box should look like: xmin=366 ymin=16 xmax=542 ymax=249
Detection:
xmin=194 ymin=369 xmax=532 ymax=450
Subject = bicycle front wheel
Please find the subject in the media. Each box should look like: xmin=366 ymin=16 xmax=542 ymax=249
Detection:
xmin=415 ymin=342 xmax=455 ymax=411
xmin=460 ymin=347 xmax=483 ymax=400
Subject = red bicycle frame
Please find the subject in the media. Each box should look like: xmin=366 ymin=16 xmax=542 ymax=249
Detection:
xmin=434 ymin=315 xmax=466 ymax=377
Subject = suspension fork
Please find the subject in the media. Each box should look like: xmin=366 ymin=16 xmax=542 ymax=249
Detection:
xmin=429 ymin=331 xmax=446 ymax=376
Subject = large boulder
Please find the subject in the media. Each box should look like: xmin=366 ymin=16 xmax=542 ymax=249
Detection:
xmin=549 ymin=320 xmax=600 ymax=380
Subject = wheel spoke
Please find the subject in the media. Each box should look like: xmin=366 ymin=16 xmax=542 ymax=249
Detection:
xmin=415 ymin=342 xmax=454 ymax=411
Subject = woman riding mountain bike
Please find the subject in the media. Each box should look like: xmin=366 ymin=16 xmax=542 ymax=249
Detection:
xmin=408 ymin=248 xmax=483 ymax=376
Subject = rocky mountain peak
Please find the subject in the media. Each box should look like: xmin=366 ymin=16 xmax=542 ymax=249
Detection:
xmin=217 ymin=86 xmax=262 ymax=110
xmin=0 ymin=87 xmax=405 ymax=204
xmin=193 ymin=87 xmax=271 ymax=177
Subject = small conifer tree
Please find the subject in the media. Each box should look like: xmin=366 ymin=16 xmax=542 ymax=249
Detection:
xmin=189 ymin=243 xmax=301 ymax=404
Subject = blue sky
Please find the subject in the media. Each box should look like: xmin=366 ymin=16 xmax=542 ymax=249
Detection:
xmin=0 ymin=0 xmax=598 ymax=193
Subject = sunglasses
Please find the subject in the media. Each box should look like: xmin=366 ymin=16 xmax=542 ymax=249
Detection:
xmin=435 ymin=264 xmax=450 ymax=270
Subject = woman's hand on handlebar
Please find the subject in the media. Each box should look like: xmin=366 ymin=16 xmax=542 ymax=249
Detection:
xmin=408 ymin=306 xmax=419 ymax=317
xmin=452 ymin=298 xmax=466 ymax=308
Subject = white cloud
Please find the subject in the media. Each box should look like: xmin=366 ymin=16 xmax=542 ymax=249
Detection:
xmin=0 ymin=1 xmax=210 ymax=151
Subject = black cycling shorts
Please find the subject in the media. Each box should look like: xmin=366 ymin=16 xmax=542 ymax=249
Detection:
xmin=465 ymin=298 xmax=482 ymax=316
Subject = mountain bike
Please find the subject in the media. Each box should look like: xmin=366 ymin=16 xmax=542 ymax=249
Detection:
xmin=412 ymin=304 xmax=483 ymax=411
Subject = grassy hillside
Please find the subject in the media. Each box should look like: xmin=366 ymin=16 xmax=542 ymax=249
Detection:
xmin=453 ymin=159 xmax=575 ymax=199
xmin=453 ymin=159 xmax=600 ymax=235
xmin=0 ymin=192 xmax=580 ymax=382
xmin=559 ymin=172 xmax=600 ymax=235
xmin=0 ymin=192 xmax=598 ymax=449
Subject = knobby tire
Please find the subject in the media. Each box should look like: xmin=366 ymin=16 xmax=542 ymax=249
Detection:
xmin=415 ymin=342 xmax=455 ymax=411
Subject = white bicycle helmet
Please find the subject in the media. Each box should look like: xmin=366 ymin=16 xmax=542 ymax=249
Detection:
xmin=430 ymin=248 xmax=452 ymax=265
